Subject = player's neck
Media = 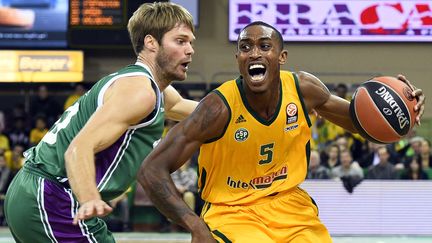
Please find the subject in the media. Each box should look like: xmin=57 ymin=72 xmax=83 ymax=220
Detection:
xmin=136 ymin=55 xmax=170 ymax=92
xmin=243 ymin=81 xmax=281 ymax=120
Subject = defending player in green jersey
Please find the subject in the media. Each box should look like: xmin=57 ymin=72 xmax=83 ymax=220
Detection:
xmin=4 ymin=2 xmax=200 ymax=242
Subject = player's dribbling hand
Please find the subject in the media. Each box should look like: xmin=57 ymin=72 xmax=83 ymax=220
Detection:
xmin=73 ymin=199 xmax=113 ymax=225
xmin=397 ymin=74 xmax=425 ymax=125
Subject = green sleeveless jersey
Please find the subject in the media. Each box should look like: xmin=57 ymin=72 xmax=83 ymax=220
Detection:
xmin=24 ymin=62 xmax=165 ymax=200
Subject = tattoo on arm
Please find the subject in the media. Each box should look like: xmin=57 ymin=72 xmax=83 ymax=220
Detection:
xmin=190 ymin=94 xmax=226 ymax=133
xmin=148 ymin=178 xmax=194 ymax=224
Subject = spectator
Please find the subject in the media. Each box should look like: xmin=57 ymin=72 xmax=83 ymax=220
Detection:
xmin=29 ymin=116 xmax=48 ymax=146
xmin=0 ymin=111 xmax=5 ymax=132
xmin=30 ymin=85 xmax=62 ymax=126
xmin=318 ymin=119 xmax=345 ymax=148
xmin=311 ymin=115 xmax=326 ymax=150
xmin=10 ymin=103 xmax=27 ymax=121
xmin=366 ymin=146 xmax=398 ymax=179
xmin=0 ymin=154 xmax=12 ymax=194
xmin=7 ymin=118 xmax=29 ymax=148
xmin=401 ymin=136 xmax=425 ymax=161
xmin=4 ymin=144 xmax=25 ymax=175
xmin=64 ymin=84 xmax=87 ymax=110
xmin=419 ymin=139 xmax=432 ymax=170
xmin=0 ymin=125 xmax=10 ymax=152
xmin=334 ymin=83 xmax=350 ymax=100
xmin=400 ymin=156 xmax=429 ymax=180
xmin=307 ymin=150 xmax=330 ymax=179
xmin=321 ymin=143 xmax=340 ymax=170
xmin=335 ymin=135 xmax=349 ymax=152
xmin=393 ymin=128 xmax=417 ymax=159
xmin=0 ymin=154 xmax=11 ymax=226
xmin=331 ymin=150 xmax=364 ymax=180
xmin=359 ymin=142 xmax=401 ymax=169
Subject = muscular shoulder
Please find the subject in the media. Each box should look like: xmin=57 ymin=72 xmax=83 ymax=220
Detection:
xmin=183 ymin=92 xmax=230 ymax=142
xmin=103 ymin=75 xmax=156 ymax=125
xmin=295 ymin=71 xmax=331 ymax=111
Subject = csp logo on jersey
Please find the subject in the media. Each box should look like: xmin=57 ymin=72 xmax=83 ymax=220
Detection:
xmin=234 ymin=128 xmax=249 ymax=142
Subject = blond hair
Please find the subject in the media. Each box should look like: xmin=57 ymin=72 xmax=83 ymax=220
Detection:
xmin=127 ymin=2 xmax=194 ymax=55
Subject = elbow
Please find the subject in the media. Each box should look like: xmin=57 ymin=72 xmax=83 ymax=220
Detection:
xmin=64 ymin=144 xmax=77 ymax=166
xmin=137 ymin=160 xmax=156 ymax=190
xmin=64 ymin=141 xmax=89 ymax=167
xmin=138 ymin=157 xmax=171 ymax=191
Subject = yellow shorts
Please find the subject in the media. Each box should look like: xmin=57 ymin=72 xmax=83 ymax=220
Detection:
xmin=201 ymin=187 xmax=332 ymax=243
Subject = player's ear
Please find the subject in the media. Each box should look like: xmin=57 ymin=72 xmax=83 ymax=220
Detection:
xmin=144 ymin=35 xmax=158 ymax=52
xmin=235 ymin=44 xmax=240 ymax=59
xmin=279 ymin=50 xmax=288 ymax=65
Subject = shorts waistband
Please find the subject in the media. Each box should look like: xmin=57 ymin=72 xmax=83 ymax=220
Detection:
xmin=23 ymin=163 xmax=70 ymax=188
xmin=210 ymin=187 xmax=300 ymax=207
xmin=245 ymin=187 xmax=300 ymax=206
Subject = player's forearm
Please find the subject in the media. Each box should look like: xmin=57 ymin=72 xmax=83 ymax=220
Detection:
xmin=138 ymin=165 xmax=206 ymax=232
xmin=166 ymin=99 xmax=198 ymax=121
xmin=65 ymin=144 xmax=100 ymax=203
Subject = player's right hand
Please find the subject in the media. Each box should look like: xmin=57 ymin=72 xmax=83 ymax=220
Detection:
xmin=73 ymin=199 xmax=113 ymax=225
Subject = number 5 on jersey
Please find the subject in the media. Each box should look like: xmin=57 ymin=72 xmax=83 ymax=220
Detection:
xmin=259 ymin=143 xmax=274 ymax=165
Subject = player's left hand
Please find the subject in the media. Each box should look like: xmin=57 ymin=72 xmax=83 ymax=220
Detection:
xmin=73 ymin=199 xmax=113 ymax=225
xmin=397 ymin=74 xmax=425 ymax=125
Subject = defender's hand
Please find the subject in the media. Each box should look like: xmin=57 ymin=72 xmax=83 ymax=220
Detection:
xmin=73 ymin=199 xmax=113 ymax=225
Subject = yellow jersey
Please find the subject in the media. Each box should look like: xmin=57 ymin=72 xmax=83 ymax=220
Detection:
xmin=198 ymin=71 xmax=312 ymax=205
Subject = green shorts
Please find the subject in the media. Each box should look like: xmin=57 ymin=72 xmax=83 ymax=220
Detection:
xmin=5 ymin=168 xmax=115 ymax=243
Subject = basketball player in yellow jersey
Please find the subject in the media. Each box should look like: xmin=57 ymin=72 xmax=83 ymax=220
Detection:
xmin=138 ymin=21 xmax=425 ymax=243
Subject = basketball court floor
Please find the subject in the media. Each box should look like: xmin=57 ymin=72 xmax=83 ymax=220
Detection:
xmin=0 ymin=229 xmax=430 ymax=243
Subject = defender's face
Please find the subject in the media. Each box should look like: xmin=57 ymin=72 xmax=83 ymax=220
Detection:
xmin=236 ymin=25 xmax=285 ymax=93
xmin=157 ymin=23 xmax=195 ymax=81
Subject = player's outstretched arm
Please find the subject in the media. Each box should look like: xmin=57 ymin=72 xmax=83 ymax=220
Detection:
xmin=66 ymin=76 xmax=157 ymax=224
xmin=297 ymin=71 xmax=358 ymax=133
xmin=164 ymin=85 xmax=199 ymax=121
xmin=138 ymin=92 xmax=227 ymax=243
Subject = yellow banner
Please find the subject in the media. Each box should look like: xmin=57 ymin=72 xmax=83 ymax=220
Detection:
xmin=0 ymin=50 xmax=83 ymax=82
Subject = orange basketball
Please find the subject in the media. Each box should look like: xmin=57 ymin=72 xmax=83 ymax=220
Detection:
xmin=349 ymin=76 xmax=417 ymax=144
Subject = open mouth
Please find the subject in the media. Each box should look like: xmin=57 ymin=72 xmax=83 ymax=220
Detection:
xmin=181 ymin=62 xmax=190 ymax=71
xmin=248 ymin=64 xmax=266 ymax=81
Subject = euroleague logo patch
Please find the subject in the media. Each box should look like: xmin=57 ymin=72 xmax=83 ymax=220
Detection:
xmin=286 ymin=102 xmax=298 ymax=124
xmin=234 ymin=128 xmax=249 ymax=142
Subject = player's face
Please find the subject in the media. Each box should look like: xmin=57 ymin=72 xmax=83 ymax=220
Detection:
xmin=236 ymin=25 xmax=286 ymax=93
xmin=157 ymin=23 xmax=195 ymax=81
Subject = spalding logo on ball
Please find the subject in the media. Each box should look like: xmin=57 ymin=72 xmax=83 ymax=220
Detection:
xmin=349 ymin=76 xmax=417 ymax=144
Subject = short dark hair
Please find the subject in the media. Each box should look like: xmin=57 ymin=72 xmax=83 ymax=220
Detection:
xmin=239 ymin=21 xmax=284 ymax=50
